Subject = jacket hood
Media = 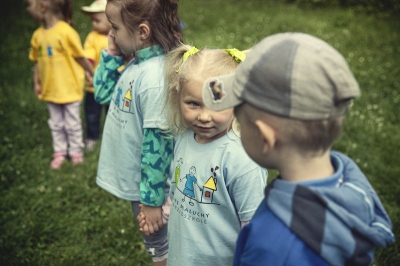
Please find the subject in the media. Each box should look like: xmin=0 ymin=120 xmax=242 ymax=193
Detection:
xmin=265 ymin=151 xmax=395 ymax=266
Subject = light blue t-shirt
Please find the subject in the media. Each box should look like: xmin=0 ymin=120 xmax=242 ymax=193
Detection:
xmin=96 ymin=48 xmax=167 ymax=201
xmin=167 ymin=130 xmax=268 ymax=266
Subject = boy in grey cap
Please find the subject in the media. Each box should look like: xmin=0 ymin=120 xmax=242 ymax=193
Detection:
xmin=202 ymin=32 xmax=395 ymax=266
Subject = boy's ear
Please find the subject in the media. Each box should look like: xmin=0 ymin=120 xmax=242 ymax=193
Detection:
xmin=138 ymin=23 xmax=151 ymax=41
xmin=254 ymin=120 xmax=276 ymax=154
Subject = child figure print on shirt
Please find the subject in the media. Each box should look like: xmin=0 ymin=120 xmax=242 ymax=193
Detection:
xmin=173 ymin=159 xmax=220 ymax=207
xmin=112 ymin=80 xmax=135 ymax=114
xmin=107 ymin=79 xmax=135 ymax=131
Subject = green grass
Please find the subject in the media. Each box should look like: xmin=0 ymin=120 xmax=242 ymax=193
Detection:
xmin=1 ymin=0 xmax=399 ymax=265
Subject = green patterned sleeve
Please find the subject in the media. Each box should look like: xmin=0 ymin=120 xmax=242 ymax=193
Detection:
xmin=93 ymin=50 xmax=125 ymax=105
xmin=140 ymin=128 xmax=173 ymax=206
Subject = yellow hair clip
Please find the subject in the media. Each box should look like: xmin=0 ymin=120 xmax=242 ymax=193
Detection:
xmin=176 ymin=46 xmax=199 ymax=72
xmin=224 ymin=48 xmax=246 ymax=63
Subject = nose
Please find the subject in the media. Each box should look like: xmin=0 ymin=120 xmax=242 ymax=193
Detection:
xmin=109 ymin=28 xmax=115 ymax=38
xmin=198 ymin=109 xmax=211 ymax=122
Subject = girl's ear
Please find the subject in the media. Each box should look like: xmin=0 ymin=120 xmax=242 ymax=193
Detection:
xmin=138 ymin=23 xmax=151 ymax=41
xmin=254 ymin=120 xmax=276 ymax=155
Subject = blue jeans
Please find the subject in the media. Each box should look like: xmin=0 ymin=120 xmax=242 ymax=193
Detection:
xmin=84 ymin=92 xmax=109 ymax=140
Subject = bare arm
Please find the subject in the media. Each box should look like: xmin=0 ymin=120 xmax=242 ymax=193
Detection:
xmin=33 ymin=62 xmax=42 ymax=97
xmin=75 ymin=57 xmax=94 ymax=87
xmin=75 ymin=57 xmax=94 ymax=76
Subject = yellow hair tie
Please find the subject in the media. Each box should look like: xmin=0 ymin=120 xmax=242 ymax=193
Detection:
xmin=224 ymin=48 xmax=246 ymax=63
xmin=176 ymin=46 xmax=199 ymax=72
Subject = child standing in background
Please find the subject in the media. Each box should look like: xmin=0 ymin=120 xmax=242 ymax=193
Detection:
xmin=81 ymin=0 xmax=111 ymax=150
xmin=139 ymin=45 xmax=268 ymax=266
xmin=94 ymin=0 xmax=182 ymax=265
xmin=202 ymin=32 xmax=395 ymax=266
xmin=28 ymin=0 xmax=94 ymax=169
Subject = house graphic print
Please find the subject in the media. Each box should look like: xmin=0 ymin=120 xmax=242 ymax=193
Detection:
xmin=201 ymin=176 xmax=217 ymax=203
xmin=123 ymin=89 xmax=132 ymax=112
xmin=112 ymin=80 xmax=135 ymax=114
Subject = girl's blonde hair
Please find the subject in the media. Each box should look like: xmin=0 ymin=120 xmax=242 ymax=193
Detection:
xmin=165 ymin=45 xmax=247 ymax=136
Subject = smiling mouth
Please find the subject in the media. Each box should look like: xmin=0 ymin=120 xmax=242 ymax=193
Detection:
xmin=195 ymin=125 xmax=213 ymax=131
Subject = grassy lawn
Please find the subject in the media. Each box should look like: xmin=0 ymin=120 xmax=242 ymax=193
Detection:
xmin=1 ymin=0 xmax=399 ymax=265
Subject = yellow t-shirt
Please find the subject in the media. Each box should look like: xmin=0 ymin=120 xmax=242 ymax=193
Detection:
xmin=29 ymin=21 xmax=85 ymax=103
xmin=83 ymin=31 xmax=108 ymax=93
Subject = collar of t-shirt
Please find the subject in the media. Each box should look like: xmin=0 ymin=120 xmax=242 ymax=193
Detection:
xmin=134 ymin=44 xmax=165 ymax=65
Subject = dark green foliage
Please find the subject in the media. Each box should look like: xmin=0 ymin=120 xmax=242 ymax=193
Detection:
xmin=285 ymin=0 xmax=400 ymax=14
xmin=0 ymin=0 xmax=399 ymax=265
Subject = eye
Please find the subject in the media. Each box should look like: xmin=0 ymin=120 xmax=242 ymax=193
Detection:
xmin=188 ymin=101 xmax=199 ymax=107
xmin=111 ymin=24 xmax=118 ymax=31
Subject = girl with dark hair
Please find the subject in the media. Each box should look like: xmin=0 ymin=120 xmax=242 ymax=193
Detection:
xmin=93 ymin=1 xmax=183 ymax=265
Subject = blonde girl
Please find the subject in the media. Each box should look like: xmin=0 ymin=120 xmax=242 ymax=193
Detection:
xmin=140 ymin=45 xmax=268 ymax=266
xmin=93 ymin=0 xmax=182 ymax=265
xmin=28 ymin=0 xmax=94 ymax=169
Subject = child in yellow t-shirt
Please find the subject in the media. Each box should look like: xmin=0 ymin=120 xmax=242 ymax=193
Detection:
xmin=81 ymin=0 xmax=111 ymax=150
xmin=28 ymin=0 xmax=94 ymax=169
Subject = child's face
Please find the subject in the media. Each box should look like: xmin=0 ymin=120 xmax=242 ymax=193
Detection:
xmin=180 ymin=80 xmax=234 ymax=144
xmin=26 ymin=0 xmax=41 ymax=22
xmin=106 ymin=3 xmax=141 ymax=55
xmin=90 ymin=12 xmax=111 ymax=35
xmin=189 ymin=167 xmax=196 ymax=176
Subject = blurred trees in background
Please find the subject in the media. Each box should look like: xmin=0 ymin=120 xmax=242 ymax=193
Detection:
xmin=285 ymin=0 xmax=400 ymax=15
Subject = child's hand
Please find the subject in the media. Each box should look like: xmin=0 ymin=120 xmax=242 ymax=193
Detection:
xmin=137 ymin=209 xmax=150 ymax=236
xmin=107 ymin=30 xmax=122 ymax=56
xmin=34 ymin=83 xmax=42 ymax=97
xmin=139 ymin=204 xmax=163 ymax=235
xmin=85 ymin=71 xmax=93 ymax=87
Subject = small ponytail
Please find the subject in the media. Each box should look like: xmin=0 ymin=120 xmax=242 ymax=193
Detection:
xmin=158 ymin=0 xmax=183 ymax=50
xmin=165 ymin=45 xmax=195 ymax=134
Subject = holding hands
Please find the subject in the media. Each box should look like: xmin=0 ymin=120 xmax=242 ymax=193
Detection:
xmin=137 ymin=204 xmax=163 ymax=236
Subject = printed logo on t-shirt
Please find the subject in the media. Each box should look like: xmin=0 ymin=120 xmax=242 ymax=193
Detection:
xmin=112 ymin=80 xmax=135 ymax=114
xmin=171 ymin=159 xmax=222 ymax=225
xmin=173 ymin=158 xmax=220 ymax=206
xmin=107 ymin=80 xmax=135 ymax=130
xmin=47 ymin=46 xmax=53 ymax=57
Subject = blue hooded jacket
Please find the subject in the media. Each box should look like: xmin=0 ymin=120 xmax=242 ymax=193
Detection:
xmin=234 ymin=151 xmax=395 ymax=266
